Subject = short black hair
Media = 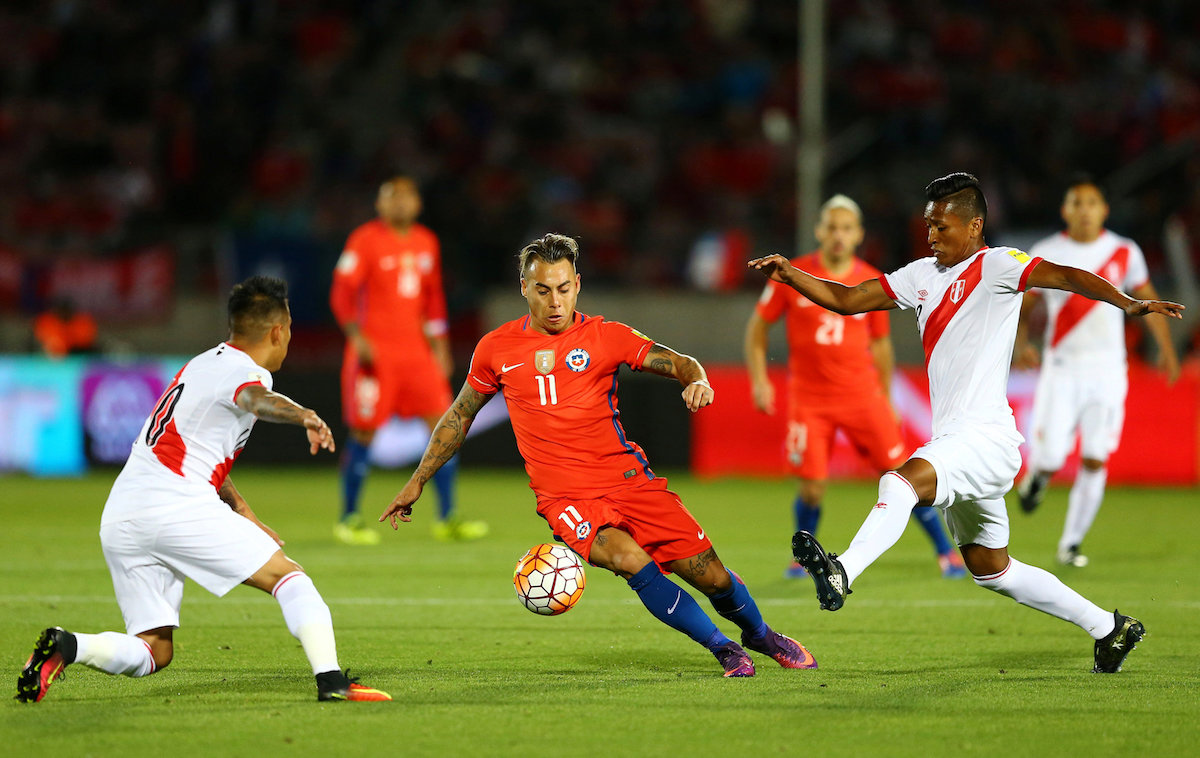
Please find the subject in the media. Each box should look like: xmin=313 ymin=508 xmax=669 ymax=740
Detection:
xmin=1064 ymin=171 xmax=1106 ymax=201
xmin=228 ymin=276 xmax=289 ymax=338
xmin=518 ymin=233 xmax=580 ymax=277
xmin=925 ymin=172 xmax=987 ymax=224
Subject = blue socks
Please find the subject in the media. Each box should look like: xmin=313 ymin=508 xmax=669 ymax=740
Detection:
xmin=793 ymin=495 xmax=821 ymax=535
xmin=627 ymin=563 xmax=728 ymax=649
xmin=708 ymin=570 xmax=769 ymax=641
xmin=431 ymin=454 xmax=459 ymax=521
xmin=912 ymin=506 xmax=953 ymax=555
xmin=339 ymin=437 xmax=371 ymax=521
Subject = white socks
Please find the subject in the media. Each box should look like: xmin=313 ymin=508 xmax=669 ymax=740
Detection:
xmin=273 ymin=571 xmax=340 ymax=675
xmin=839 ymin=472 xmax=920 ymax=585
xmin=1060 ymin=466 xmax=1107 ymax=552
xmin=973 ymin=559 xmax=1116 ymax=639
xmin=74 ymin=632 xmax=156 ymax=677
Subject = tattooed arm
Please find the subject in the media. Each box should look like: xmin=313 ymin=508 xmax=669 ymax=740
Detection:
xmin=235 ymin=384 xmax=336 ymax=455
xmin=641 ymin=343 xmax=714 ymax=412
xmin=217 ymin=476 xmax=284 ymax=546
xmin=380 ymin=383 xmax=492 ymax=528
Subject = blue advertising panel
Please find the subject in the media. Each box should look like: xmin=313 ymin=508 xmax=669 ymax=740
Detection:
xmin=0 ymin=356 xmax=187 ymax=477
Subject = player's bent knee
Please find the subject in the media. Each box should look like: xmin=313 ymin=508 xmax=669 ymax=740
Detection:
xmin=670 ymin=549 xmax=729 ymax=595
xmin=151 ymin=650 xmax=173 ymax=671
xmin=960 ymin=543 xmax=1010 ymax=579
xmin=589 ymin=527 xmax=653 ymax=579
xmin=138 ymin=630 xmax=174 ymax=672
xmin=244 ymin=551 xmax=304 ymax=593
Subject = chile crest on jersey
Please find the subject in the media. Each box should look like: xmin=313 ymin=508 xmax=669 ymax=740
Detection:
xmin=565 ymin=348 xmax=591 ymax=372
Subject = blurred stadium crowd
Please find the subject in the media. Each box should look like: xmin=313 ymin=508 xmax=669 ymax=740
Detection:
xmin=1 ymin=0 xmax=1198 ymax=347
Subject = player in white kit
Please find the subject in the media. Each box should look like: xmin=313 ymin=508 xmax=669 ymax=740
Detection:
xmin=750 ymin=173 xmax=1183 ymax=673
xmin=16 ymin=276 xmax=390 ymax=703
xmin=1013 ymin=176 xmax=1180 ymax=567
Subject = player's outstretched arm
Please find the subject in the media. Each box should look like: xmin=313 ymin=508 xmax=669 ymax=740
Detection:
xmin=236 ymin=385 xmax=336 ymax=455
xmin=1026 ymin=260 xmax=1186 ymax=320
xmin=642 ymin=343 xmax=713 ymax=412
xmin=747 ymin=254 xmax=897 ymax=315
xmin=217 ymin=476 xmax=284 ymax=546
xmin=380 ymin=383 xmax=491 ymax=528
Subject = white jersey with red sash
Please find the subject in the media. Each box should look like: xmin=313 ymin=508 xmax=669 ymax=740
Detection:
xmin=102 ymin=342 xmax=271 ymax=526
xmin=879 ymin=246 xmax=1042 ymax=440
xmin=1028 ymin=229 xmax=1148 ymax=369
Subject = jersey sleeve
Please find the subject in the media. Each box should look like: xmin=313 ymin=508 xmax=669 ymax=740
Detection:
xmin=229 ymin=364 xmax=273 ymax=405
xmin=879 ymin=261 xmax=922 ymax=311
xmin=754 ymin=281 xmax=787 ymax=323
xmin=421 ymin=231 xmax=450 ymax=338
xmin=602 ymin=320 xmax=656 ymax=369
xmin=465 ymin=334 xmax=500 ymax=395
xmin=1124 ymin=239 xmax=1150 ymax=291
xmin=987 ymin=247 xmax=1042 ymax=294
xmin=330 ymin=227 xmax=370 ymax=328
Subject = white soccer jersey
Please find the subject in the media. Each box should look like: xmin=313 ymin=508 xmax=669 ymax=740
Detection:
xmin=1028 ymin=229 xmax=1148 ymax=368
xmin=880 ymin=247 xmax=1041 ymax=439
xmin=102 ymin=343 xmax=271 ymax=524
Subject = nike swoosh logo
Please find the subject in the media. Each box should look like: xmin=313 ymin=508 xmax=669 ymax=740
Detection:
xmin=887 ymin=443 xmax=905 ymax=459
xmin=666 ymin=591 xmax=681 ymax=615
xmin=697 ymin=530 xmax=705 ymax=540
xmin=500 ymin=363 xmax=524 ymax=373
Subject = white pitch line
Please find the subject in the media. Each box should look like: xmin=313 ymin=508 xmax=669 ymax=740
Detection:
xmin=3 ymin=595 xmax=1197 ymax=609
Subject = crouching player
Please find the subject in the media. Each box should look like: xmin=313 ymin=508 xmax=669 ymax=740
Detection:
xmin=15 ymin=277 xmax=389 ymax=703
xmin=381 ymin=233 xmax=818 ymax=677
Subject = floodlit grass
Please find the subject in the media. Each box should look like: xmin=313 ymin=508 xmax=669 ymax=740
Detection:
xmin=2 ymin=467 xmax=1197 ymax=756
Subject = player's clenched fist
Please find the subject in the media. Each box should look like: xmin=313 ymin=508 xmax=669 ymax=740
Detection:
xmin=682 ymin=379 xmax=714 ymax=412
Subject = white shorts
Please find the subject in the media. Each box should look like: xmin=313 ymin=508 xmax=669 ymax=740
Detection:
xmin=911 ymin=424 xmax=1023 ymax=549
xmin=99 ymin=493 xmax=280 ymax=635
xmin=1028 ymin=364 xmax=1127 ymax=468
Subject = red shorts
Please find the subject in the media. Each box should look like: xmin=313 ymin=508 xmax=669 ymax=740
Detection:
xmin=341 ymin=348 xmax=452 ymax=430
xmin=786 ymin=391 xmax=906 ymax=480
xmin=535 ymin=477 xmax=712 ymax=570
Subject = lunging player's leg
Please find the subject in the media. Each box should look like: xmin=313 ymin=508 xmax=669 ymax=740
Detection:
xmin=671 ymin=549 xmax=817 ymax=670
xmin=244 ymin=551 xmax=390 ymax=701
xmin=953 ymin=498 xmax=1144 ymax=673
xmin=792 ymin=458 xmax=938 ymax=610
xmin=960 ymin=542 xmax=1113 ymax=635
xmin=588 ymin=527 xmax=754 ymax=677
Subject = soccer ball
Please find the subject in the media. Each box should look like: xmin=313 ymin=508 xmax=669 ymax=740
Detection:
xmin=513 ymin=543 xmax=586 ymax=616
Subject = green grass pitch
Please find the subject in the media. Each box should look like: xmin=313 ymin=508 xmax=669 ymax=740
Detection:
xmin=3 ymin=467 xmax=1198 ymax=756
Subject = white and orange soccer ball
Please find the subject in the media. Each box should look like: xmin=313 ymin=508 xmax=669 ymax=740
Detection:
xmin=513 ymin=543 xmax=586 ymax=616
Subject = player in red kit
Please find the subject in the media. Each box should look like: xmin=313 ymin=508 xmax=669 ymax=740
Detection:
xmin=330 ymin=176 xmax=486 ymax=544
xmin=745 ymin=195 xmax=964 ymax=579
xmin=380 ymin=233 xmax=817 ymax=677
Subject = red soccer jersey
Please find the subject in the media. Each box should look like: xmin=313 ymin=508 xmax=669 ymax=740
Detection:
xmin=466 ymin=312 xmax=656 ymax=499
xmin=329 ymin=219 xmax=448 ymax=359
xmin=755 ymin=253 xmax=890 ymax=405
